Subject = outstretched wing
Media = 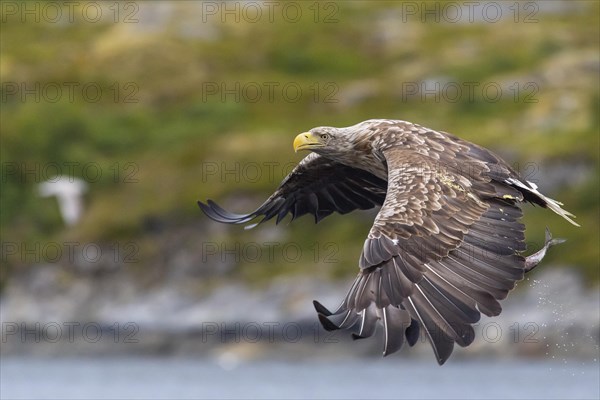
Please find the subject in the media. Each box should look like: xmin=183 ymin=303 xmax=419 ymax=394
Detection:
xmin=315 ymin=146 xmax=528 ymax=364
xmin=199 ymin=153 xmax=387 ymax=228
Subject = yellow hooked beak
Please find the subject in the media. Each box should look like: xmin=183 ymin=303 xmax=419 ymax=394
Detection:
xmin=293 ymin=132 xmax=323 ymax=152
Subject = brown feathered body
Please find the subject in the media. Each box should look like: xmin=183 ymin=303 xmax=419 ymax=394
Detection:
xmin=199 ymin=119 xmax=577 ymax=364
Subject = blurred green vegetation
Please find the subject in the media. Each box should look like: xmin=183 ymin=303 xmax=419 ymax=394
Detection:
xmin=1 ymin=1 xmax=598 ymax=287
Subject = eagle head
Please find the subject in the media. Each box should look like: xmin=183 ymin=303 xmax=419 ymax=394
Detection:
xmin=293 ymin=126 xmax=355 ymax=157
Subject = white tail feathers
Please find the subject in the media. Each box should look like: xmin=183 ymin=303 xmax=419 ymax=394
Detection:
xmin=538 ymin=192 xmax=580 ymax=227
xmin=507 ymin=179 xmax=580 ymax=227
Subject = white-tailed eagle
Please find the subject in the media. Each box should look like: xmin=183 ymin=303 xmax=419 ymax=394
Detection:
xmin=198 ymin=119 xmax=578 ymax=364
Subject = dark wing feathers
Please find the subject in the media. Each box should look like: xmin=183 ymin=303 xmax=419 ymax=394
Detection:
xmin=198 ymin=153 xmax=386 ymax=227
xmin=352 ymin=305 xmax=379 ymax=339
xmin=316 ymin=143 xmax=531 ymax=364
xmin=450 ymin=131 xmax=580 ymax=224
xmin=403 ymin=296 xmax=454 ymax=364
xmin=381 ymin=306 xmax=412 ymax=356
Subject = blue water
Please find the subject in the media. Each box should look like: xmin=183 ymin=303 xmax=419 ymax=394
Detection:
xmin=1 ymin=357 xmax=598 ymax=399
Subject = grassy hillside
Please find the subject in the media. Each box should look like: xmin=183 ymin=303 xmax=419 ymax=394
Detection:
xmin=1 ymin=1 xmax=598 ymax=287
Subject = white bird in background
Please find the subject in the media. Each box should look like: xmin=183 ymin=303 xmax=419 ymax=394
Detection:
xmin=38 ymin=177 xmax=88 ymax=226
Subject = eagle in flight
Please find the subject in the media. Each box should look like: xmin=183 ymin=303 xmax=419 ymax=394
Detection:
xmin=198 ymin=119 xmax=578 ymax=364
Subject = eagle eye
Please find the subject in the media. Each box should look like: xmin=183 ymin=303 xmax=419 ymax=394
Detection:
xmin=320 ymin=134 xmax=329 ymax=140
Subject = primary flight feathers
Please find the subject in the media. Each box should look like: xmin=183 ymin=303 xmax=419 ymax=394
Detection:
xmin=199 ymin=119 xmax=577 ymax=364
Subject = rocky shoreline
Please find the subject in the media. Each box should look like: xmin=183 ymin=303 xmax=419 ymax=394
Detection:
xmin=2 ymin=263 xmax=598 ymax=362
